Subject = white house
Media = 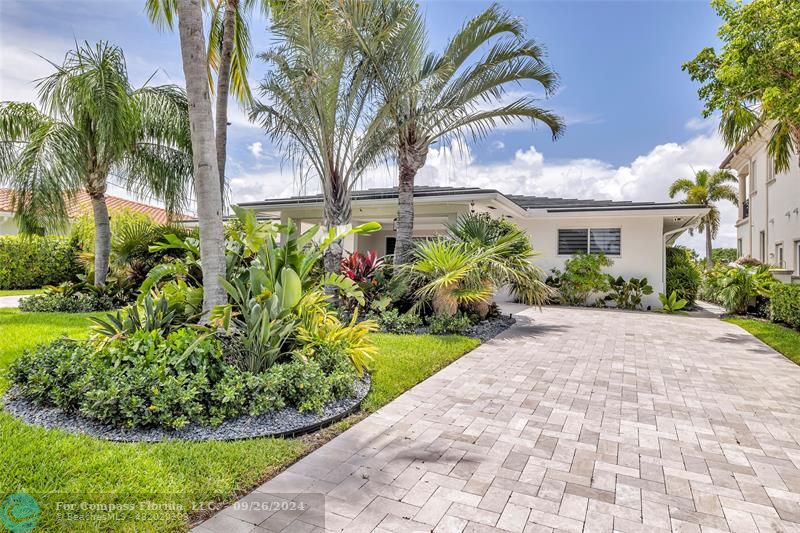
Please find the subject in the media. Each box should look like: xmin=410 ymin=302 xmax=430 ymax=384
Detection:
xmin=239 ymin=186 xmax=709 ymax=308
xmin=721 ymin=124 xmax=800 ymax=283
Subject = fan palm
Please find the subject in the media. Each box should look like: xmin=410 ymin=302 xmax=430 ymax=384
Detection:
xmin=343 ymin=1 xmax=564 ymax=264
xmin=0 ymin=41 xmax=192 ymax=286
xmin=146 ymin=0 xmax=270 ymax=202
xmin=668 ymin=169 xmax=738 ymax=269
xmin=250 ymin=0 xmax=396 ymax=273
xmin=173 ymin=0 xmax=228 ymax=312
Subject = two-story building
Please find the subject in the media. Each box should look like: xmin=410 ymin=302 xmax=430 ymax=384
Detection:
xmin=722 ymin=124 xmax=800 ymax=283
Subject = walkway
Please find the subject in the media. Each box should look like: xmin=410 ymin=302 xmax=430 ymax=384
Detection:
xmin=194 ymin=306 xmax=800 ymax=533
xmin=0 ymin=295 xmax=22 ymax=308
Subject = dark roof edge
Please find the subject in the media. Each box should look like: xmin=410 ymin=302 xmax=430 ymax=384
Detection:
xmin=546 ymin=203 xmax=707 ymax=213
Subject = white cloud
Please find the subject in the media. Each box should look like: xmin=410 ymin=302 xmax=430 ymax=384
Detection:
xmin=492 ymin=140 xmax=505 ymax=150
xmin=248 ymin=141 xmax=264 ymax=159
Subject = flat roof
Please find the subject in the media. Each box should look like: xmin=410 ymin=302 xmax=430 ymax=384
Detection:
xmin=240 ymin=186 xmax=705 ymax=213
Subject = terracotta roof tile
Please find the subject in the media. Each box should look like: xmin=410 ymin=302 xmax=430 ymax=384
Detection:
xmin=0 ymin=188 xmax=190 ymax=224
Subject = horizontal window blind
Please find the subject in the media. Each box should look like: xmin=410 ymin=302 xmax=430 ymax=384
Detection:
xmin=558 ymin=229 xmax=588 ymax=255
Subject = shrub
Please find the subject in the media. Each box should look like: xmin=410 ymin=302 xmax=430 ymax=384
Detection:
xmin=10 ymin=326 xmax=362 ymax=428
xmin=718 ymin=265 xmax=775 ymax=315
xmin=0 ymin=235 xmax=80 ymax=289
xmin=666 ymin=247 xmax=701 ymax=305
xmin=18 ymin=293 xmax=115 ymax=313
xmin=605 ymin=276 xmax=653 ymax=310
xmin=771 ymin=284 xmax=800 ymax=330
xmin=556 ymin=253 xmax=613 ymax=306
xmin=376 ymin=309 xmax=421 ymax=334
xmin=736 ymin=256 xmax=763 ymax=267
xmin=427 ymin=312 xmax=473 ymax=335
xmin=711 ymin=247 xmax=737 ymax=265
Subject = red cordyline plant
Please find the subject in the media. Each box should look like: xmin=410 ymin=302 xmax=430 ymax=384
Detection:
xmin=341 ymin=251 xmax=384 ymax=283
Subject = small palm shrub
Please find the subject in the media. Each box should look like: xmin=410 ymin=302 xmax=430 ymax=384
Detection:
xmin=666 ymin=246 xmax=701 ymax=305
xmin=717 ymin=265 xmax=776 ymax=315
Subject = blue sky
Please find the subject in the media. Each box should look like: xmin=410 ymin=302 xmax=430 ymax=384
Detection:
xmin=0 ymin=0 xmax=735 ymax=250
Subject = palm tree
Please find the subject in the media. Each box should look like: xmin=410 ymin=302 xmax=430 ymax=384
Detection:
xmin=0 ymin=41 xmax=192 ymax=286
xmin=175 ymin=0 xmax=227 ymax=312
xmin=146 ymin=0 xmax=269 ymax=203
xmin=668 ymin=169 xmax=738 ymax=269
xmin=250 ymin=0 xmax=395 ymax=273
xmin=344 ymin=1 xmax=564 ymax=264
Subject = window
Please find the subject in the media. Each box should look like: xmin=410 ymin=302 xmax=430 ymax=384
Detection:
xmin=767 ymin=156 xmax=775 ymax=183
xmin=385 ymin=237 xmax=396 ymax=255
xmin=759 ymin=231 xmax=766 ymax=262
xmin=558 ymin=228 xmax=621 ymax=256
xmin=796 ymin=241 xmax=800 ymax=275
xmin=737 ymin=238 xmax=743 ymax=258
xmin=750 ymin=159 xmax=758 ymax=193
xmin=776 ymin=243 xmax=784 ymax=268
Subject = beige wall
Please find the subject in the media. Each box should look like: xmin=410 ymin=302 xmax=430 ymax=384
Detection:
xmin=0 ymin=214 xmax=18 ymax=236
xmin=735 ymin=140 xmax=800 ymax=277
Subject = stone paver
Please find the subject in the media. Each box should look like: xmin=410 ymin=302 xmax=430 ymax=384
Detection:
xmin=194 ymin=306 xmax=800 ymax=533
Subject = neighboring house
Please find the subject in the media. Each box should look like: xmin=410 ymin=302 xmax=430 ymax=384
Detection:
xmin=240 ymin=186 xmax=709 ymax=308
xmin=721 ymin=125 xmax=800 ymax=283
xmin=0 ymin=188 xmax=189 ymax=236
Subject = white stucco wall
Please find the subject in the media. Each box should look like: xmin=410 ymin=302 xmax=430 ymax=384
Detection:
xmin=514 ymin=214 xmax=666 ymax=309
xmin=735 ymin=138 xmax=800 ymax=276
xmin=0 ymin=214 xmax=17 ymax=236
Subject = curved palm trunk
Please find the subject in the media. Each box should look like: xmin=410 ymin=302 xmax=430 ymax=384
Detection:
xmin=177 ymin=0 xmax=227 ymax=314
xmin=393 ymin=144 xmax=428 ymax=265
xmin=89 ymin=190 xmax=111 ymax=286
xmin=705 ymin=220 xmax=713 ymax=270
xmin=214 ymin=0 xmax=237 ymax=206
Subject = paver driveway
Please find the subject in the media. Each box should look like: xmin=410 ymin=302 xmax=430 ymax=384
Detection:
xmin=195 ymin=306 xmax=800 ymax=533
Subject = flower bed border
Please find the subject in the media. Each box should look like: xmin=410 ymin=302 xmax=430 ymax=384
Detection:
xmin=3 ymin=374 xmax=371 ymax=443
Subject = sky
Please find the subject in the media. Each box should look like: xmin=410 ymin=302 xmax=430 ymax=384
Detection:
xmin=0 ymin=0 xmax=736 ymax=252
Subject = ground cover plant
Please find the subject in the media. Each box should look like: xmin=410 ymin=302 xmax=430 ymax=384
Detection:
xmin=725 ymin=317 xmax=800 ymax=367
xmin=0 ymin=308 xmax=478 ymax=531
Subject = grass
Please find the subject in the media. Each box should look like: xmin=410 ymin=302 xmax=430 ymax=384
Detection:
xmin=0 ymin=309 xmax=478 ymax=532
xmin=724 ymin=317 xmax=800 ymax=365
xmin=0 ymin=288 xmax=42 ymax=296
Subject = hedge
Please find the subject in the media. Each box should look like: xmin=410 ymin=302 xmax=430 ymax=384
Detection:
xmin=666 ymin=247 xmax=701 ymax=305
xmin=771 ymin=283 xmax=800 ymax=330
xmin=0 ymin=235 xmax=81 ymax=290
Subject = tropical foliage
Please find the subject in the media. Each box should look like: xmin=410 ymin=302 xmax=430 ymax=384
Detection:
xmin=405 ymin=213 xmax=550 ymax=318
xmin=0 ymin=42 xmax=193 ymax=286
xmin=703 ymin=264 xmax=776 ymax=315
xmin=683 ymin=0 xmax=800 ymax=174
xmin=659 ymin=291 xmax=688 ymax=314
xmin=666 ymin=246 xmax=702 ymax=306
xmin=547 ymin=253 xmax=613 ymax=306
xmin=668 ymin=169 xmax=738 ymax=268
xmin=770 ymin=283 xmax=800 ymax=330
xmin=605 ymin=276 xmax=653 ymax=310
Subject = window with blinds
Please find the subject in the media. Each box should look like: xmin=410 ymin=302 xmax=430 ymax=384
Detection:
xmin=558 ymin=228 xmax=621 ymax=255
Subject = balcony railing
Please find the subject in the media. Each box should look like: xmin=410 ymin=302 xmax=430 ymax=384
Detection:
xmin=742 ymin=198 xmax=750 ymax=220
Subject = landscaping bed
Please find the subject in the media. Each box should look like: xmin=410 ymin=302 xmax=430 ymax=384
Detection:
xmin=4 ymin=375 xmax=370 ymax=442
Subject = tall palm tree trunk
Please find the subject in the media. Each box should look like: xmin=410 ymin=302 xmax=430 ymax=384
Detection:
xmin=705 ymin=220 xmax=713 ymax=270
xmin=394 ymin=145 xmax=427 ymax=265
xmin=89 ymin=187 xmax=111 ymax=286
xmin=177 ymin=0 xmax=227 ymax=314
xmin=322 ymin=186 xmax=351 ymax=274
xmin=214 ymin=0 xmax=237 ymax=205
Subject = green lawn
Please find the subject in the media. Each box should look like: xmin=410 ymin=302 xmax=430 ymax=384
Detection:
xmin=724 ymin=317 xmax=800 ymax=365
xmin=0 ymin=309 xmax=478 ymax=532
xmin=0 ymin=288 xmax=42 ymax=297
